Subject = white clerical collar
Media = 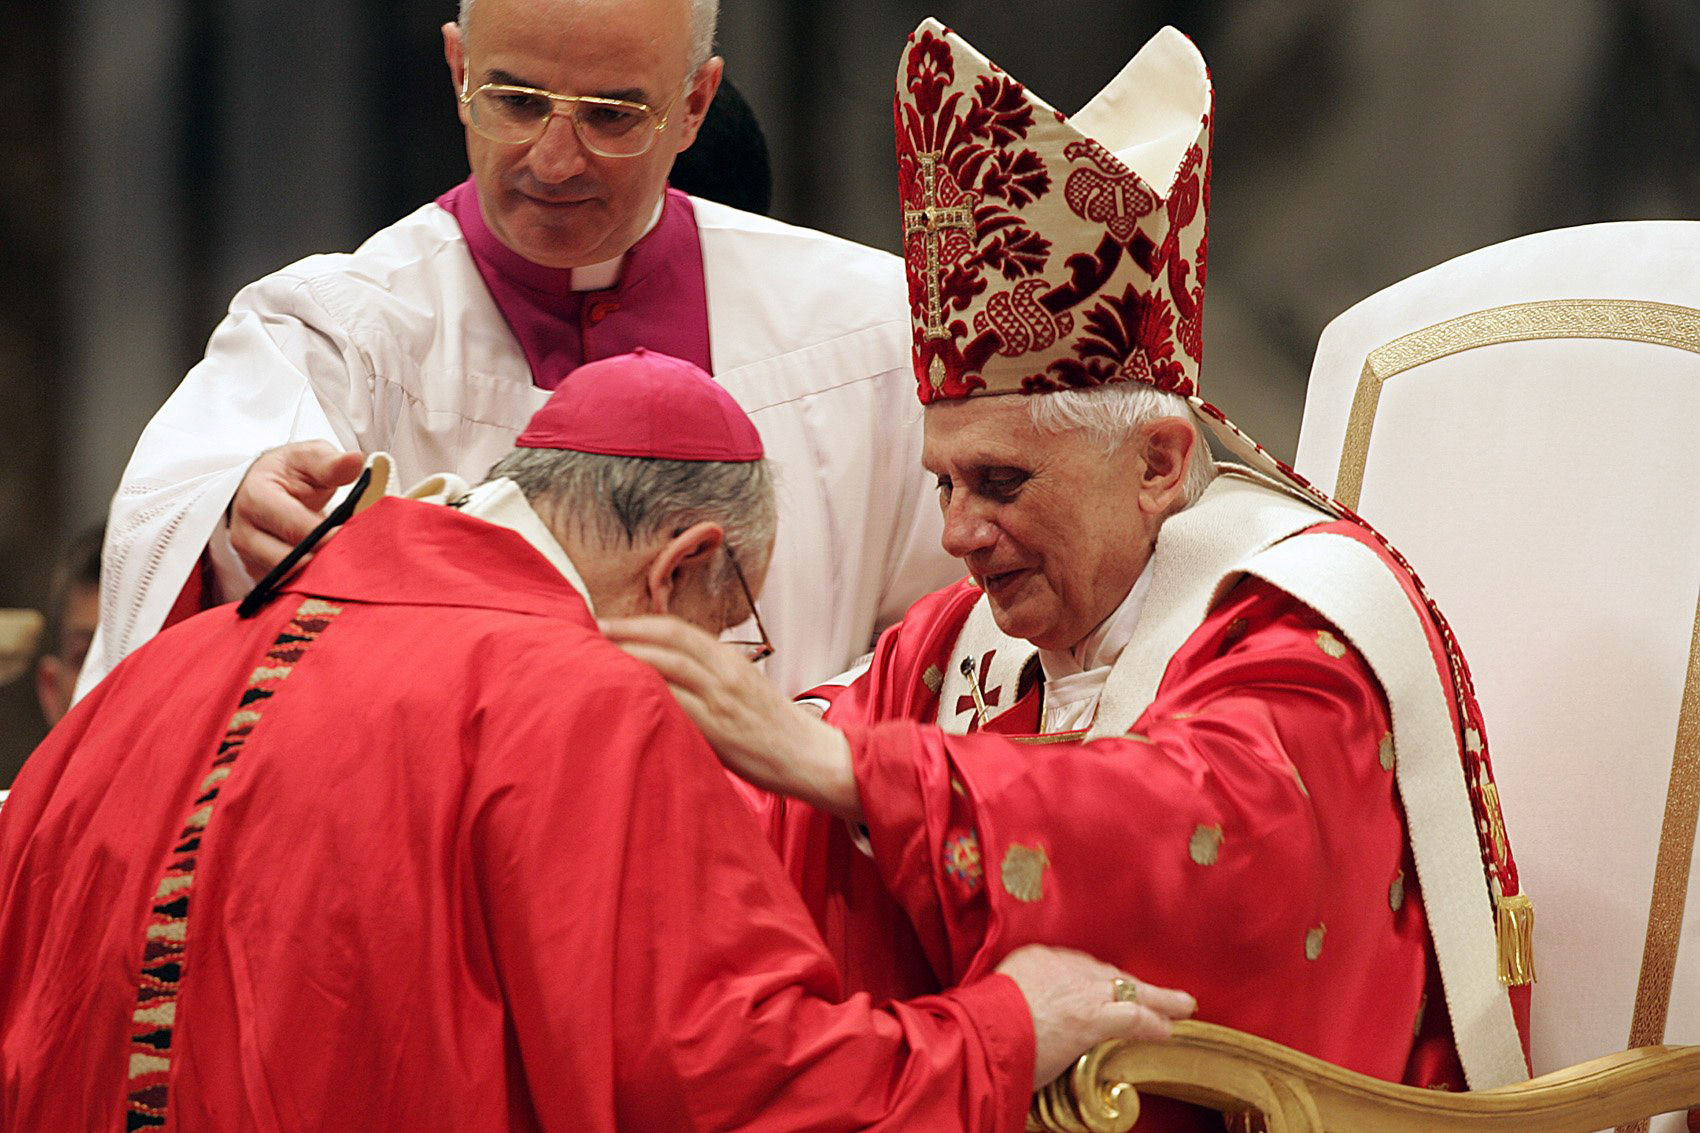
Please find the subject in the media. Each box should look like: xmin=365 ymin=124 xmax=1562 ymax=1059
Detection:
xmin=1037 ymin=560 xmax=1155 ymax=683
xmin=402 ymin=473 xmax=596 ymax=614
xmin=566 ymin=195 xmax=665 ymax=291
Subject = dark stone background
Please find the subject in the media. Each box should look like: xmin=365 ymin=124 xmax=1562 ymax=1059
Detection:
xmin=3 ymin=0 xmax=1696 ymax=781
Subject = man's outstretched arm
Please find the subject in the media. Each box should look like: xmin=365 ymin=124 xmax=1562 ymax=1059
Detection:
xmin=82 ymin=283 xmax=368 ymax=700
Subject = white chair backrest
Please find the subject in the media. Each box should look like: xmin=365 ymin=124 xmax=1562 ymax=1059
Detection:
xmin=1291 ymin=221 xmax=1700 ymax=1128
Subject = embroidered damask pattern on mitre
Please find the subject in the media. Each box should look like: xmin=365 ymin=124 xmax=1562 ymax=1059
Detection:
xmin=894 ymin=21 xmax=1211 ymax=403
xmin=125 ymin=597 xmax=344 ymax=1130
xmin=1063 ymin=139 xmax=1156 ymax=244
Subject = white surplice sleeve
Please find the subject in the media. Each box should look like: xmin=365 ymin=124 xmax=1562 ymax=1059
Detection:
xmin=78 ymin=274 xmax=369 ymax=699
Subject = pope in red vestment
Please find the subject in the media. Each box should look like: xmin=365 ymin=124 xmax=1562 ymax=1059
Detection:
xmin=604 ymin=22 xmax=1535 ymax=1131
xmin=776 ymin=520 xmax=1485 ymax=1111
xmin=0 ymin=352 xmax=1194 ymax=1131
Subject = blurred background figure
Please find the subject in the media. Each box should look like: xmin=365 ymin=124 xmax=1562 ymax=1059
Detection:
xmin=0 ymin=526 xmax=100 ymax=786
xmin=33 ymin=526 xmax=103 ymax=728
xmin=670 ymin=75 xmax=774 ymax=216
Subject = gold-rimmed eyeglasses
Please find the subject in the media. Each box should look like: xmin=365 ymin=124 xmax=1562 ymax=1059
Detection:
xmin=459 ymin=71 xmax=680 ymax=158
xmin=723 ymin=544 xmax=774 ymax=663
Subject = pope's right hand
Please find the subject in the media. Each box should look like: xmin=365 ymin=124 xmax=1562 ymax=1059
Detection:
xmin=601 ymin=614 xmax=865 ymax=821
xmin=996 ymin=944 xmax=1197 ymax=1090
xmin=228 ymin=441 xmax=366 ymax=580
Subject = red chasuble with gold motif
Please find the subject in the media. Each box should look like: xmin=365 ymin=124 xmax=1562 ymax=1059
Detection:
xmin=777 ymin=517 xmax=1532 ymax=1130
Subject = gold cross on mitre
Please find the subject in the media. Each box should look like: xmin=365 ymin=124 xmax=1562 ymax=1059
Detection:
xmin=903 ymin=152 xmax=977 ymax=341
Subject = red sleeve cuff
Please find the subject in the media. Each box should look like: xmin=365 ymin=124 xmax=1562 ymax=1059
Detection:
xmin=845 ymin=721 xmax=928 ymax=847
xmin=945 ymin=971 xmax=1036 ymax=1133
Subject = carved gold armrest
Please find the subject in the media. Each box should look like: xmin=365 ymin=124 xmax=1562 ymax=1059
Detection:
xmin=1028 ymin=1021 xmax=1700 ymax=1133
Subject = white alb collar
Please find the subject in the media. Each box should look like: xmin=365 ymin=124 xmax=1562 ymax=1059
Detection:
xmin=565 ymin=194 xmax=665 ymax=291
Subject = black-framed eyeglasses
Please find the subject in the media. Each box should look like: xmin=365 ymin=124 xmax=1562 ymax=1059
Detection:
xmin=723 ymin=544 xmax=774 ymax=663
xmin=458 ymin=68 xmax=681 ymax=158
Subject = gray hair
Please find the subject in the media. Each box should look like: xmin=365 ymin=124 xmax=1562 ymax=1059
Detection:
xmin=457 ymin=0 xmax=720 ymax=69
xmin=1025 ymin=384 xmax=1218 ymax=506
xmin=481 ymin=447 xmax=776 ymax=590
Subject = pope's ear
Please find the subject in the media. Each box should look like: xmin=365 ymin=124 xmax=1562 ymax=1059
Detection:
xmin=644 ymin=521 xmax=725 ymax=613
xmin=1137 ymin=417 xmax=1198 ymax=516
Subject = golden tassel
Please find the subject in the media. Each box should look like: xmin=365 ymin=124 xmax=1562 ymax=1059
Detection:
xmin=1497 ymin=892 xmax=1536 ymax=986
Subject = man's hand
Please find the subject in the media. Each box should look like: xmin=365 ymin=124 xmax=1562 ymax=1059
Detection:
xmin=228 ymin=442 xmax=366 ymax=580
xmin=996 ymin=945 xmax=1197 ymax=1089
xmin=601 ymin=615 xmax=864 ymax=821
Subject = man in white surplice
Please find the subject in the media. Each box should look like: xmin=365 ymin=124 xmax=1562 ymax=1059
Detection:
xmin=80 ymin=0 xmax=959 ymax=700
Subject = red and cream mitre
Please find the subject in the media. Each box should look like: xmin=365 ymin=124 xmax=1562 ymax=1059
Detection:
xmin=896 ymin=20 xmax=1212 ymax=404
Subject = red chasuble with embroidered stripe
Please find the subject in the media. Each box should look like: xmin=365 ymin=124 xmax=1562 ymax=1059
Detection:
xmin=781 ymin=519 xmax=1531 ymax=1131
xmin=0 ymin=499 xmax=1032 ymax=1131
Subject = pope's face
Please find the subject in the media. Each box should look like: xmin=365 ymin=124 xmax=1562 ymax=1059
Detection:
xmin=445 ymin=0 xmax=716 ymax=269
xmin=923 ymin=397 xmax=1172 ymax=652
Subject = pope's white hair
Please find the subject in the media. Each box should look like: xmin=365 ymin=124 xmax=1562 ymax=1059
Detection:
xmin=457 ymin=0 xmax=719 ymax=69
xmin=1025 ymin=384 xmax=1218 ymax=506
xmin=481 ymin=447 xmax=775 ymax=594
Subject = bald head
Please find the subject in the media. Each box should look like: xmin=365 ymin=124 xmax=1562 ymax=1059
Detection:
xmin=445 ymin=0 xmax=724 ymax=268
xmin=457 ymin=0 xmax=719 ymax=68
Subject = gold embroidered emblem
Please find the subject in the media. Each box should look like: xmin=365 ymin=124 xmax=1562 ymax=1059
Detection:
xmin=1378 ymin=731 xmax=1396 ymax=772
xmin=1315 ymin=630 xmax=1347 ymax=659
xmin=1389 ymin=869 xmax=1406 ymax=911
xmin=129 ymin=1053 xmax=169 ymax=1080
xmin=1001 ymin=843 xmax=1049 ymax=903
xmin=1189 ymin=824 xmax=1223 ymax=866
xmin=154 ymin=875 xmax=193 ymax=900
xmin=1481 ymin=782 xmax=1509 ymax=863
xmin=903 ymin=151 xmax=979 ymax=341
xmin=921 ymin=664 xmax=944 ymax=694
xmin=1305 ymin=924 xmax=1327 ymax=961
xmin=928 ymin=353 xmax=949 ymax=391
